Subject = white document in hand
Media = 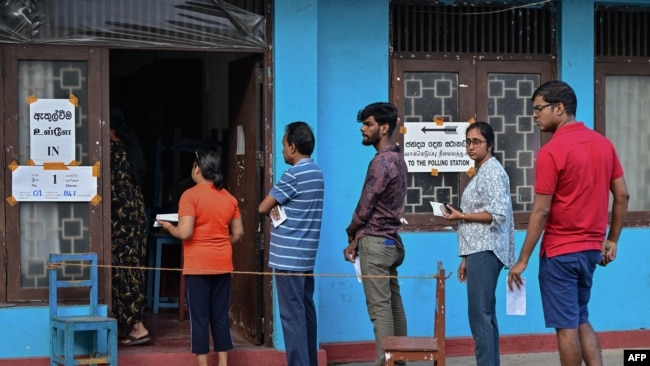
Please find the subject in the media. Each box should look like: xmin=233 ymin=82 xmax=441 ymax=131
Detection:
xmin=153 ymin=213 xmax=178 ymax=227
xmin=506 ymin=277 xmax=526 ymax=316
xmin=430 ymin=201 xmax=446 ymax=217
xmin=271 ymin=205 xmax=287 ymax=228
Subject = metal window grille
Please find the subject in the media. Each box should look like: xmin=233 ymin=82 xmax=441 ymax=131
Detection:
xmin=596 ymin=5 xmax=650 ymax=58
xmin=391 ymin=1 xmax=555 ymax=55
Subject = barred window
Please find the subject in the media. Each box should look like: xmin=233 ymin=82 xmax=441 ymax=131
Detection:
xmin=391 ymin=1 xmax=556 ymax=230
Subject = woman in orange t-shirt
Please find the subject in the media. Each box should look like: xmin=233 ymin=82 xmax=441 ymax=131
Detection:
xmin=158 ymin=150 xmax=243 ymax=366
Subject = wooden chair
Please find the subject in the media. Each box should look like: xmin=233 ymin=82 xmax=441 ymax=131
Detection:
xmin=382 ymin=261 xmax=446 ymax=366
xmin=48 ymin=253 xmax=117 ymax=366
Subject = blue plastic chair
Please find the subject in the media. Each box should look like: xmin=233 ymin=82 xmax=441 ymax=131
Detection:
xmin=48 ymin=253 xmax=117 ymax=366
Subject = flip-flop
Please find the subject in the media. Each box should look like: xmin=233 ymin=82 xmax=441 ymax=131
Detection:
xmin=120 ymin=334 xmax=151 ymax=346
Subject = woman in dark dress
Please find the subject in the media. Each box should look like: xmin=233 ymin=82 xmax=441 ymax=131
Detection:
xmin=110 ymin=108 xmax=150 ymax=345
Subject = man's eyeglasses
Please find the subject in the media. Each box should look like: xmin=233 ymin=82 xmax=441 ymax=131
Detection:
xmin=465 ymin=139 xmax=487 ymax=147
xmin=194 ymin=151 xmax=201 ymax=163
xmin=533 ymin=103 xmax=555 ymax=112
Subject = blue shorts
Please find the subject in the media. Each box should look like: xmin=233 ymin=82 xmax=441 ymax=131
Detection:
xmin=538 ymin=250 xmax=601 ymax=329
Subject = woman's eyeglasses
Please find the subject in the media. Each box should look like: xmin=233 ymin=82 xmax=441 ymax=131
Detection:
xmin=465 ymin=139 xmax=487 ymax=147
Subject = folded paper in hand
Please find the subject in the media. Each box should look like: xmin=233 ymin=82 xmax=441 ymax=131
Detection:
xmin=506 ymin=277 xmax=526 ymax=316
xmin=430 ymin=201 xmax=447 ymax=217
xmin=353 ymin=256 xmax=362 ymax=283
xmin=153 ymin=213 xmax=178 ymax=227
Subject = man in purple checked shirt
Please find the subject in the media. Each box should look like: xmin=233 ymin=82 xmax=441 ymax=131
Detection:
xmin=344 ymin=102 xmax=408 ymax=366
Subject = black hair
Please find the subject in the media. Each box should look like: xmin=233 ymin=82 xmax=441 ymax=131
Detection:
xmin=194 ymin=150 xmax=224 ymax=190
xmin=466 ymin=121 xmax=495 ymax=155
xmin=531 ymin=80 xmax=578 ymax=116
xmin=110 ymin=108 xmax=146 ymax=186
xmin=285 ymin=121 xmax=315 ymax=156
xmin=357 ymin=102 xmax=399 ymax=136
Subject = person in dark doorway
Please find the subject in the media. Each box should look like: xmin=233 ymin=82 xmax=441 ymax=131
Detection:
xmin=507 ymin=80 xmax=629 ymax=366
xmin=343 ymin=102 xmax=408 ymax=366
xmin=158 ymin=150 xmax=244 ymax=366
xmin=258 ymin=121 xmax=324 ymax=366
xmin=109 ymin=108 xmax=151 ymax=346
xmin=442 ymin=121 xmax=515 ymax=366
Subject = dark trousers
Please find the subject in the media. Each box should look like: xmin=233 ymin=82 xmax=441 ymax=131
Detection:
xmin=275 ymin=271 xmax=318 ymax=366
xmin=185 ymin=274 xmax=233 ymax=354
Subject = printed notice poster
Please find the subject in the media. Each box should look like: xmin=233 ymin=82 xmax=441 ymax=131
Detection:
xmin=12 ymin=165 xmax=97 ymax=202
xmin=403 ymin=122 xmax=474 ymax=173
xmin=29 ymin=98 xmax=76 ymax=165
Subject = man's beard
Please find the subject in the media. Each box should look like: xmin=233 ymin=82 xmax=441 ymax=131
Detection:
xmin=362 ymin=134 xmax=379 ymax=146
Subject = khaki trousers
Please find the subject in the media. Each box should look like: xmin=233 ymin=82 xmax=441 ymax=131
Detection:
xmin=358 ymin=235 xmax=407 ymax=366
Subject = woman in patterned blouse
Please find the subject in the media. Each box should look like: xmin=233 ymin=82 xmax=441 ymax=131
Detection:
xmin=442 ymin=121 xmax=515 ymax=366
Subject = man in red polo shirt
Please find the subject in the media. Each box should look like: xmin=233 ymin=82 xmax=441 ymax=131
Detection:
xmin=508 ymin=80 xmax=629 ymax=366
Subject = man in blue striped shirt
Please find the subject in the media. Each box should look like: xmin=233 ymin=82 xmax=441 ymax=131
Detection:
xmin=258 ymin=121 xmax=324 ymax=366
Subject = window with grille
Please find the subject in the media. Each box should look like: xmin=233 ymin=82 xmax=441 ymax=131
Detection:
xmin=391 ymin=1 xmax=555 ymax=54
xmin=595 ymin=5 xmax=650 ymax=58
xmin=391 ymin=1 xmax=556 ymax=230
xmin=595 ymin=4 xmax=650 ymax=226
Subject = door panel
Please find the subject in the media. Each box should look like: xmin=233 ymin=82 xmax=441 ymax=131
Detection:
xmin=227 ymin=54 xmax=264 ymax=345
xmin=3 ymin=45 xmax=107 ymax=302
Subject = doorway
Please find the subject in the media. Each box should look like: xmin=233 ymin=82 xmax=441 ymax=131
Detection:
xmin=109 ymin=49 xmax=267 ymax=345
